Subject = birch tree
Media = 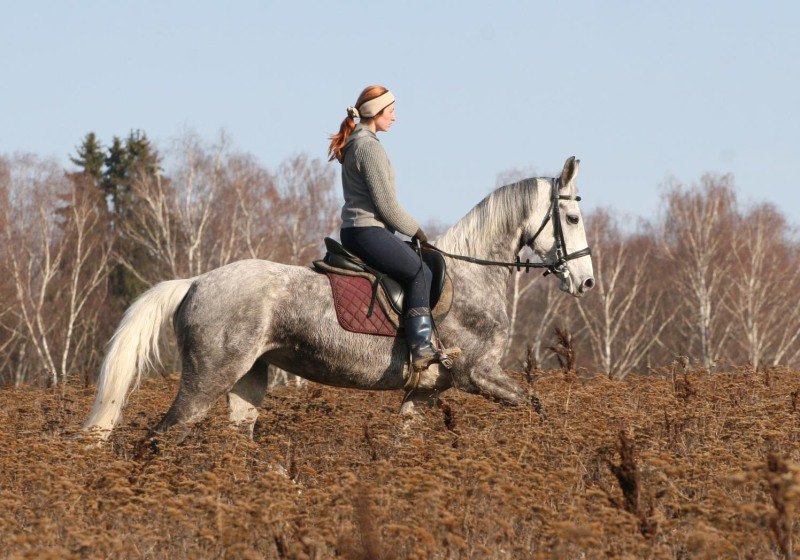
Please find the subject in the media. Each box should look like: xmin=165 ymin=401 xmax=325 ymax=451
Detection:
xmin=272 ymin=155 xmax=339 ymax=265
xmin=769 ymin=248 xmax=800 ymax=367
xmin=1 ymin=156 xmax=112 ymax=385
xmin=575 ymin=212 xmax=675 ymax=378
xmin=504 ymin=262 xmax=539 ymax=358
xmin=724 ymin=205 xmax=800 ymax=368
xmin=661 ymin=176 xmax=736 ymax=369
xmin=505 ymin=275 xmax=570 ymax=369
xmin=119 ymin=132 xmax=228 ymax=282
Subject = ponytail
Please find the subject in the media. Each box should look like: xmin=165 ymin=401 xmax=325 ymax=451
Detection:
xmin=327 ymin=115 xmax=357 ymax=163
xmin=327 ymin=85 xmax=390 ymax=163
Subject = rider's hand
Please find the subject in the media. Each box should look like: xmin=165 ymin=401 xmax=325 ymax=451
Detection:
xmin=413 ymin=228 xmax=428 ymax=245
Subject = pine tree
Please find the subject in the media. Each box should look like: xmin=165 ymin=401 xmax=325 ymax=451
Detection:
xmin=62 ymin=132 xmax=109 ymax=229
xmin=70 ymin=132 xmax=105 ymax=185
xmin=104 ymin=130 xmax=161 ymax=303
xmin=102 ymin=130 xmax=160 ymax=219
xmin=67 ymin=130 xmax=163 ymax=304
xmin=125 ymin=130 xmax=160 ymax=177
xmin=103 ymin=136 xmax=130 ymax=218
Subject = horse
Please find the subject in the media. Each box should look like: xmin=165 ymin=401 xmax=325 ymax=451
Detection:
xmin=83 ymin=156 xmax=594 ymax=439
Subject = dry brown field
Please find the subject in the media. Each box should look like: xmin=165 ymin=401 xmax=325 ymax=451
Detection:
xmin=1 ymin=367 xmax=799 ymax=559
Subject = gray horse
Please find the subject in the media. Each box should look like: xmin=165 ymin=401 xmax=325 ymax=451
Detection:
xmin=84 ymin=157 xmax=594 ymax=438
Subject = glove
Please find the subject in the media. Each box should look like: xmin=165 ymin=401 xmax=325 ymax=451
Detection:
xmin=412 ymin=228 xmax=428 ymax=245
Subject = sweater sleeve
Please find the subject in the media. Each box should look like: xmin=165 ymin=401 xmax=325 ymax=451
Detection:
xmin=355 ymin=140 xmax=420 ymax=237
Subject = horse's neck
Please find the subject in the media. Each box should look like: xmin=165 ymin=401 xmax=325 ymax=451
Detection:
xmin=436 ymin=178 xmax=550 ymax=295
xmin=438 ymin=178 xmax=549 ymax=263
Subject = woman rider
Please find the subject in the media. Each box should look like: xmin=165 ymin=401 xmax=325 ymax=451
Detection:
xmin=328 ymin=85 xmax=448 ymax=371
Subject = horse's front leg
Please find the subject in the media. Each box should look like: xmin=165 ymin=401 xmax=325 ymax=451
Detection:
xmin=468 ymin=363 xmax=528 ymax=406
xmin=399 ymin=388 xmax=439 ymax=415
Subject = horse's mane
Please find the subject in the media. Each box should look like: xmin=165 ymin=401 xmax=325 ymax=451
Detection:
xmin=438 ymin=177 xmax=547 ymax=255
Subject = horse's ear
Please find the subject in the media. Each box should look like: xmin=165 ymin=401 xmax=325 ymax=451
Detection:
xmin=560 ymin=156 xmax=580 ymax=187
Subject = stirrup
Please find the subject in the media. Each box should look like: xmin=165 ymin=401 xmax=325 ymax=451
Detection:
xmin=411 ymin=349 xmax=438 ymax=372
xmin=432 ymin=335 xmax=461 ymax=370
xmin=403 ymin=346 xmax=462 ymax=393
xmin=436 ymin=347 xmax=461 ymax=369
xmin=410 ymin=345 xmax=462 ymax=372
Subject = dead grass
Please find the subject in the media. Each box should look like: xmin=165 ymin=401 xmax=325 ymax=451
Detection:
xmin=1 ymin=367 xmax=800 ymax=559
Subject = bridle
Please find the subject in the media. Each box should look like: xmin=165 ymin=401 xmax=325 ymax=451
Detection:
xmin=421 ymin=178 xmax=592 ymax=277
xmin=522 ymin=177 xmax=593 ymax=275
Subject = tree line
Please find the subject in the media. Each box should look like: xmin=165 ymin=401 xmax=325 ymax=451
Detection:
xmin=1 ymin=131 xmax=798 ymax=386
xmin=503 ymin=174 xmax=800 ymax=377
xmin=0 ymin=130 xmax=338 ymax=386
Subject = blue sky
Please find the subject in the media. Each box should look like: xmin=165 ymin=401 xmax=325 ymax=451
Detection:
xmin=2 ymin=1 xmax=798 ymax=227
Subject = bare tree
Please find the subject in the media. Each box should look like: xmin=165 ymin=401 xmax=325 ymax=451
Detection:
xmin=505 ymin=274 xmax=570 ymax=369
xmin=724 ymin=205 xmax=800 ymax=369
xmin=764 ymin=240 xmax=800 ymax=369
xmin=661 ymin=176 xmax=736 ymax=369
xmin=222 ymin=153 xmax=282 ymax=262
xmin=272 ymin=154 xmax=338 ymax=265
xmin=1 ymin=155 xmax=112 ymax=385
xmin=504 ymin=247 xmax=544 ymax=358
xmin=575 ymin=212 xmax=675 ymax=378
xmin=120 ymin=132 xmax=339 ymax=286
xmin=119 ymin=131 xmax=228 ymax=282
xmin=57 ymin=175 xmax=114 ymax=383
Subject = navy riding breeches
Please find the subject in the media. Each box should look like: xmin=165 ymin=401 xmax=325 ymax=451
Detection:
xmin=340 ymin=226 xmax=432 ymax=312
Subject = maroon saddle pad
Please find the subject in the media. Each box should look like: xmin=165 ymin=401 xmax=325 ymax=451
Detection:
xmin=327 ymin=273 xmax=398 ymax=337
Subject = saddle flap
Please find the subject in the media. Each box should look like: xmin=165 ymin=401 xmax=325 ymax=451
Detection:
xmin=379 ymin=277 xmax=403 ymax=314
xmin=421 ymin=248 xmax=446 ymax=309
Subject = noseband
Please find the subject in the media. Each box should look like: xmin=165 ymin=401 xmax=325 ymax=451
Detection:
xmin=421 ymin=178 xmax=592 ymax=276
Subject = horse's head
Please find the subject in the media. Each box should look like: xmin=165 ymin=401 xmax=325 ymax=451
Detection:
xmin=525 ymin=157 xmax=595 ymax=297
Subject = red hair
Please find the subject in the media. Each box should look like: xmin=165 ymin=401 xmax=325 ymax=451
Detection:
xmin=328 ymin=85 xmax=389 ymax=163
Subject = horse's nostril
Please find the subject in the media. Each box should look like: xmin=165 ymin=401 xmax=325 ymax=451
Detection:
xmin=583 ymin=278 xmax=595 ymax=291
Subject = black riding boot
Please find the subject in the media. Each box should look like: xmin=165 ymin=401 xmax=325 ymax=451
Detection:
xmin=404 ymin=307 xmax=439 ymax=371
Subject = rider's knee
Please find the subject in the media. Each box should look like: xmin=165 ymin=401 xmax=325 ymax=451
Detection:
xmin=421 ymin=263 xmax=432 ymax=283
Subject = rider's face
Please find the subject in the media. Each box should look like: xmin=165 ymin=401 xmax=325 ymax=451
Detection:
xmin=373 ymin=103 xmax=396 ymax=132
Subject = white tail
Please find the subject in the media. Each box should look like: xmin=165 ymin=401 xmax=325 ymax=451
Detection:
xmin=83 ymin=278 xmax=194 ymax=437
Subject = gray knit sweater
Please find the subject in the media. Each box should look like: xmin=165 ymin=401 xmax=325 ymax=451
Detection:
xmin=339 ymin=124 xmax=419 ymax=236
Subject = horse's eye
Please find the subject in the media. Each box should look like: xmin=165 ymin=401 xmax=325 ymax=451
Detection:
xmin=567 ymin=214 xmax=580 ymax=225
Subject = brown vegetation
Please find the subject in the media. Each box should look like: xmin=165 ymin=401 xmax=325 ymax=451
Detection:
xmin=2 ymin=368 xmax=800 ymax=558
xmin=3 ymin=134 xmax=800 ymax=556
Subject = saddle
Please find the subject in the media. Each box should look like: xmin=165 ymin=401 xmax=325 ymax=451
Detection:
xmin=312 ymin=237 xmax=453 ymax=337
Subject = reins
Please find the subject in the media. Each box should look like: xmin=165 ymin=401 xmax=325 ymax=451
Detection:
xmin=420 ymin=178 xmax=592 ymax=277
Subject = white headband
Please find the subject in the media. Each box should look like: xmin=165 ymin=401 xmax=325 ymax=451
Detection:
xmin=346 ymin=91 xmax=395 ymax=119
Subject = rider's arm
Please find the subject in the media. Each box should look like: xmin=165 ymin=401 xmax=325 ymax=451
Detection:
xmin=355 ymin=140 xmax=420 ymax=237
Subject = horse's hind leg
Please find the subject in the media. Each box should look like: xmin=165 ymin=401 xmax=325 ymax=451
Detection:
xmin=227 ymin=359 xmax=270 ymax=436
xmin=153 ymin=351 xmax=259 ymax=437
